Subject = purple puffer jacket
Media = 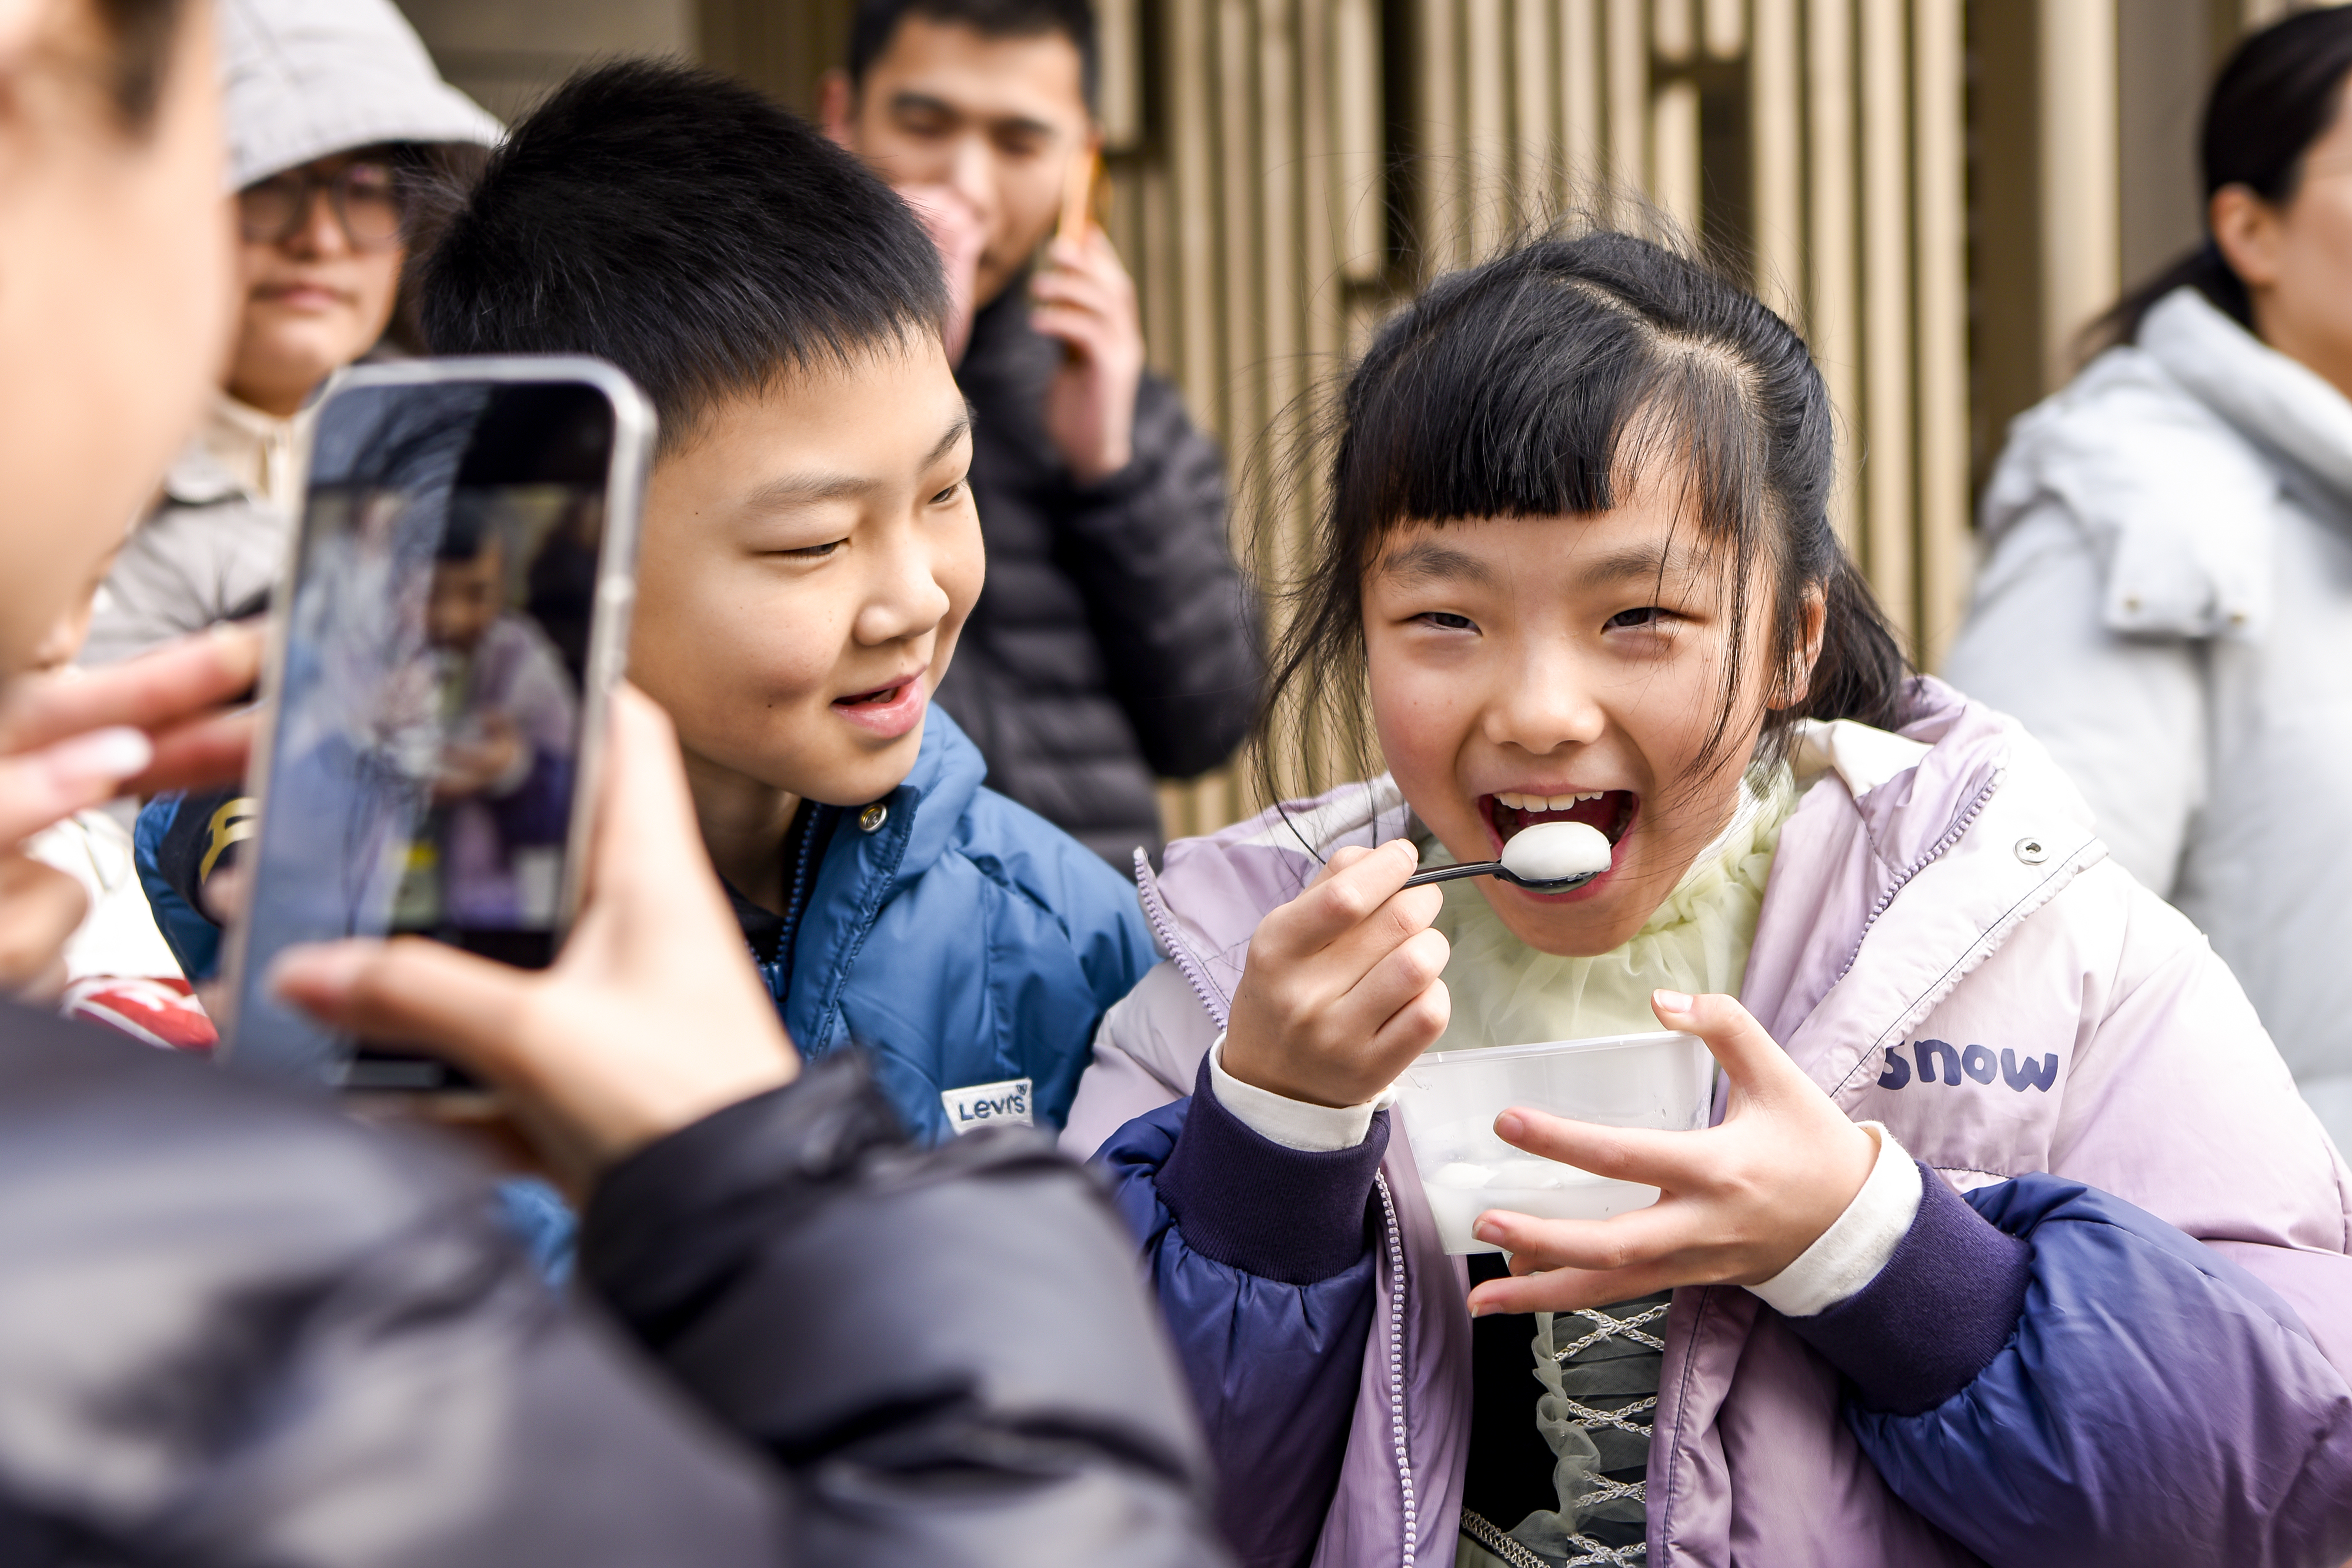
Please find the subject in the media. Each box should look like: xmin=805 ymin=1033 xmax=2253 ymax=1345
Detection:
xmin=1065 ymin=679 xmax=2352 ymax=1567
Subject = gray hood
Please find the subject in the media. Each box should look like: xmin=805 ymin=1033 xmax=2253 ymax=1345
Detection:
xmin=219 ymin=0 xmax=502 ymax=191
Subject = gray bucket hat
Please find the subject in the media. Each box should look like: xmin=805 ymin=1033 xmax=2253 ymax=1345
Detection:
xmin=219 ymin=0 xmax=503 ymax=192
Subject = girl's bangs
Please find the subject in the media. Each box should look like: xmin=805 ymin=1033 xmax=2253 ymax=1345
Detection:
xmin=1338 ymin=271 xmax=1763 ymax=552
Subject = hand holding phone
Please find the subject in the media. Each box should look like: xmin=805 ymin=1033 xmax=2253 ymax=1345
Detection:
xmin=1030 ymin=153 xmax=1143 ymax=485
xmin=270 ymin=686 xmax=798 ymax=1188
xmin=221 ymin=361 xmax=651 ymax=1089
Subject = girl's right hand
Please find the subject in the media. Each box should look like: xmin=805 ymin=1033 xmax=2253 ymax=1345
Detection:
xmin=1220 ymin=839 xmax=1450 ymax=1109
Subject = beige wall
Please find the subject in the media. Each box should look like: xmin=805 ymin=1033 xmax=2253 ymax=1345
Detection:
xmin=396 ymin=0 xmax=698 ymax=122
xmin=2119 ymin=0 xmax=2220 ymax=287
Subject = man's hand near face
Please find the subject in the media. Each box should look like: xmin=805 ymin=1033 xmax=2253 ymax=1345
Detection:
xmin=896 ymin=183 xmax=986 ymax=364
xmin=1029 ymin=223 xmax=1143 ymax=483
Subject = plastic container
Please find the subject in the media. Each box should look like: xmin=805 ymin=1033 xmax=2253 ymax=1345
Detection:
xmin=1393 ymin=1030 xmax=1714 ymax=1255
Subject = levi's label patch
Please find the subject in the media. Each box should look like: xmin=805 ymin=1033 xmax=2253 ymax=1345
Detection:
xmin=941 ymin=1077 xmax=1033 ymax=1133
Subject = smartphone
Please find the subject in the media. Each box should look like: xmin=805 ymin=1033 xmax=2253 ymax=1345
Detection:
xmin=1057 ymin=146 xmax=1097 ymax=244
xmin=218 ymin=359 xmax=652 ymax=1089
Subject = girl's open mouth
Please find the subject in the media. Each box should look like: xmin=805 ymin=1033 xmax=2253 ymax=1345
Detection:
xmin=1484 ymin=789 xmax=1637 ymax=856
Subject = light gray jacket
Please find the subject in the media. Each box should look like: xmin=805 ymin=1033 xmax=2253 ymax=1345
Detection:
xmin=1946 ymin=286 xmax=2352 ymax=1150
xmin=83 ymin=443 xmax=286 ymax=667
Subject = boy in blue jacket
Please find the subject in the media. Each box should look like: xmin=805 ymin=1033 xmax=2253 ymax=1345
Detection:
xmin=144 ymin=61 xmax=1157 ymax=1141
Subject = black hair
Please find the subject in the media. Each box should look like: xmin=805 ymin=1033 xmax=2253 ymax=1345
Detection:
xmin=2100 ymin=7 xmax=2352 ymax=346
xmin=1263 ymin=228 xmax=1907 ymax=807
xmin=418 ymin=61 xmax=948 ymax=453
xmin=437 ymin=491 xmax=500 ymax=563
xmin=381 ymin=141 xmax=493 ymax=355
xmin=848 ymin=0 xmax=1098 ymax=112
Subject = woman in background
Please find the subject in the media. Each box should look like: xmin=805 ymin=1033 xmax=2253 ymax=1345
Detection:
xmin=1947 ymin=8 xmax=2352 ymax=1153
xmin=82 ymin=0 xmax=498 ymax=666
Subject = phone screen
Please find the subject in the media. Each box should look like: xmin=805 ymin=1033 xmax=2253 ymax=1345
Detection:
xmin=224 ymin=372 xmax=639 ymax=1087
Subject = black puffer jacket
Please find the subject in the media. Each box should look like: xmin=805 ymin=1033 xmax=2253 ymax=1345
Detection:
xmin=940 ymin=284 xmax=1260 ymax=869
xmin=0 ymin=1011 xmax=1225 ymax=1566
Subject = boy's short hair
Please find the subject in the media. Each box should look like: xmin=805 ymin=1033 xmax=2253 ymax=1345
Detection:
xmin=419 ymin=61 xmax=946 ymax=453
xmin=848 ymin=0 xmax=1099 ymax=111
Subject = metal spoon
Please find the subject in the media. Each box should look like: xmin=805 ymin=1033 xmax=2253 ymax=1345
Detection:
xmin=1402 ymin=819 xmax=1613 ymax=894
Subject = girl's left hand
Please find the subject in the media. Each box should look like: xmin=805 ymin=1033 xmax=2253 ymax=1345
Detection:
xmin=1465 ymin=990 xmax=1876 ymax=1316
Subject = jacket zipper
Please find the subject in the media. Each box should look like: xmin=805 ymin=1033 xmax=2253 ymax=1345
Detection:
xmin=1373 ymin=1172 xmax=1419 ymax=1567
xmin=1146 ymin=838 xmax=1416 ymax=1562
xmin=803 ymin=794 xmax=915 ymax=1052
xmin=1833 ymin=769 xmax=2000 ymax=983
xmin=1134 ymin=847 xmax=1232 ymax=1028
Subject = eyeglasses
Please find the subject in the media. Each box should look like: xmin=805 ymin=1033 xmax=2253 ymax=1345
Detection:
xmin=237 ymin=161 xmax=405 ymax=252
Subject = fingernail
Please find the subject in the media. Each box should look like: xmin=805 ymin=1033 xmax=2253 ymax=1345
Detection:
xmin=1494 ymin=1109 xmax=1524 ymax=1140
xmin=1467 ymin=1298 xmax=1490 ymax=1319
xmin=46 ymin=726 xmax=152 ymax=786
xmin=1474 ymin=1217 xmax=1503 ymax=1244
xmin=1653 ymin=989 xmax=1694 ymax=1015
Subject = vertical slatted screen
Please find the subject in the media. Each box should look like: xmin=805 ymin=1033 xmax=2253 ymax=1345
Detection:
xmin=1129 ymin=0 xmax=1973 ymax=840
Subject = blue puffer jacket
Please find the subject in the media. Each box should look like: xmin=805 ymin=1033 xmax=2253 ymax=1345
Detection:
xmin=138 ymin=708 xmax=1157 ymax=1144
xmin=752 ymin=708 xmax=1157 ymax=1140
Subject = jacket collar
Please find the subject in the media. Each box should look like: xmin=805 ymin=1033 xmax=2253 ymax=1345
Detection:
xmin=160 ymin=443 xmax=246 ymax=508
xmin=776 ymin=705 xmax=989 ymax=1050
xmin=2141 ymin=286 xmax=2352 ymax=511
xmin=1137 ymin=775 xmax=1411 ymax=1029
xmin=159 ymin=395 xmax=312 ymax=511
xmin=956 ymin=275 xmax=1065 ymax=411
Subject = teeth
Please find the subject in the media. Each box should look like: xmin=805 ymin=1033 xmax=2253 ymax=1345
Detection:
xmin=1496 ymin=790 xmax=1606 ymax=812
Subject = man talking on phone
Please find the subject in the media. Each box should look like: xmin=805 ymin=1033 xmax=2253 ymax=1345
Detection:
xmin=822 ymin=0 xmax=1260 ymax=871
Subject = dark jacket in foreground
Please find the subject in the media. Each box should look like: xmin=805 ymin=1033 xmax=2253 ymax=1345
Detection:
xmin=942 ymin=283 xmax=1259 ymax=869
xmin=0 ymin=1009 xmax=1225 ymax=1566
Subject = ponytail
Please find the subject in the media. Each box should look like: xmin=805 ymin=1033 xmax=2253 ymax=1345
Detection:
xmin=1786 ymin=552 xmax=1909 ymax=733
xmin=2090 ymin=241 xmax=2248 ymax=354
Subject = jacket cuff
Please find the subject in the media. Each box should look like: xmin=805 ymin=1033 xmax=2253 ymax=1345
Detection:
xmin=1206 ymin=1032 xmax=1383 ymax=1151
xmin=1781 ymin=1163 xmax=2031 ymax=1416
xmin=1748 ymin=1122 xmax=1923 ymax=1317
xmin=1156 ymin=1053 xmax=1386 ymax=1287
xmin=579 ymin=1052 xmax=903 ymax=1344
